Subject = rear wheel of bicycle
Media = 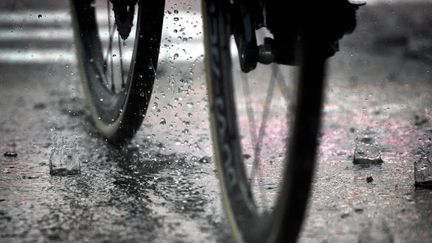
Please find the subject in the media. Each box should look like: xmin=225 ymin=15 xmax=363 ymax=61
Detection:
xmin=203 ymin=1 xmax=326 ymax=242
xmin=71 ymin=0 xmax=165 ymax=143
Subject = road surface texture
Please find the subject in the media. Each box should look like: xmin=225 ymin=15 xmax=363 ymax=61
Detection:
xmin=0 ymin=0 xmax=431 ymax=242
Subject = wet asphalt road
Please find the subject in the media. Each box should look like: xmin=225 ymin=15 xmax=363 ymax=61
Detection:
xmin=1 ymin=0 xmax=432 ymax=242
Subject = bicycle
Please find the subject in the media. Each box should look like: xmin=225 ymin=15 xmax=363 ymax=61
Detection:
xmin=70 ymin=0 xmax=362 ymax=242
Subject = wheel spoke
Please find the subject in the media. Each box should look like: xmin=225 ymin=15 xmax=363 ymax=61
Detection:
xmin=240 ymin=72 xmax=258 ymax=162
xmin=276 ymin=71 xmax=291 ymax=105
xmin=241 ymin=64 xmax=279 ymax=211
xmin=105 ymin=0 xmax=115 ymax=62
xmin=105 ymin=0 xmax=116 ymax=92
xmin=117 ymin=33 xmax=126 ymax=88
xmin=249 ymin=65 xmax=278 ymax=182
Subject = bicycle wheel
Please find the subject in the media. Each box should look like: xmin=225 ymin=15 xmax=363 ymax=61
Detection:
xmin=71 ymin=0 xmax=165 ymax=143
xmin=202 ymin=1 xmax=326 ymax=242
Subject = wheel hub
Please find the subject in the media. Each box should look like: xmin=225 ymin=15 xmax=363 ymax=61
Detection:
xmin=110 ymin=0 xmax=137 ymax=40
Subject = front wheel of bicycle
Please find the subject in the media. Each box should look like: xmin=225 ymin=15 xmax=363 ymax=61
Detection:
xmin=203 ymin=1 xmax=326 ymax=242
xmin=71 ymin=0 xmax=165 ymax=143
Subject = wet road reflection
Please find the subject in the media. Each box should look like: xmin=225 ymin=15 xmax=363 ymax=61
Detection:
xmin=1 ymin=0 xmax=432 ymax=242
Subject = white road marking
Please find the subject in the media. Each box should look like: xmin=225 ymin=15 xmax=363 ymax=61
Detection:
xmin=0 ymin=11 xmax=71 ymax=24
xmin=0 ymin=40 xmax=205 ymax=64
xmin=0 ymin=49 xmax=75 ymax=64
xmin=0 ymin=28 xmax=73 ymax=41
xmin=0 ymin=10 xmax=208 ymax=64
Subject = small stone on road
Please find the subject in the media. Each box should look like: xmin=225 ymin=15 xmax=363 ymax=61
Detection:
xmin=3 ymin=151 xmax=18 ymax=157
xmin=414 ymin=156 xmax=432 ymax=188
xmin=353 ymin=131 xmax=383 ymax=165
xmin=353 ymin=143 xmax=383 ymax=165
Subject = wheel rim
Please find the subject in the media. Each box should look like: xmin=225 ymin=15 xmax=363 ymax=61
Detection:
xmin=74 ymin=0 xmax=141 ymax=124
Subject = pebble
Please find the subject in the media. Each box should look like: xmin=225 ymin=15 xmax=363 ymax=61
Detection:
xmin=353 ymin=131 xmax=383 ymax=165
xmin=33 ymin=103 xmax=47 ymax=110
xmin=414 ymin=156 xmax=432 ymax=188
xmin=198 ymin=156 xmax=211 ymax=164
xmin=353 ymin=143 xmax=383 ymax=165
xmin=340 ymin=213 xmax=350 ymax=219
xmin=414 ymin=114 xmax=428 ymax=126
xmin=3 ymin=151 xmax=18 ymax=157
xmin=366 ymin=176 xmax=374 ymax=183
xmin=354 ymin=208 xmax=364 ymax=213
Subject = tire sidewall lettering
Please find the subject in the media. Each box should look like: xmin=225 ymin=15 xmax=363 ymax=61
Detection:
xmin=208 ymin=1 xmax=237 ymax=188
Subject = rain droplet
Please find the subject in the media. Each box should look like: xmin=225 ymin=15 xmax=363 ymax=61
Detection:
xmin=173 ymin=53 xmax=179 ymax=60
xmin=160 ymin=118 xmax=166 ymax=125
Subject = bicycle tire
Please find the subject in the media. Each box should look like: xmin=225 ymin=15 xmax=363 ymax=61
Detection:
xmin=202 ymin=1 xmax=326 ymax=242
xmin=70 ymin=0 xmax=165 ymax=143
